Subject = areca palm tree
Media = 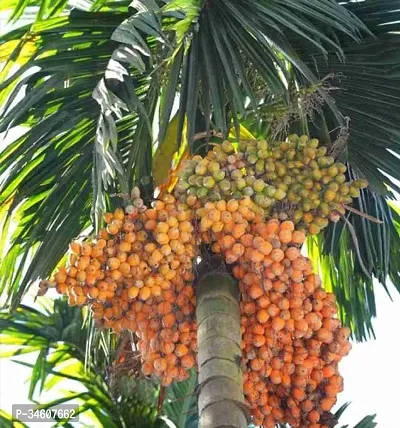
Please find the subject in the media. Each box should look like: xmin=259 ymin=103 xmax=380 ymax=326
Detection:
xmin=1 ymin=0 xmax=399 ymax=427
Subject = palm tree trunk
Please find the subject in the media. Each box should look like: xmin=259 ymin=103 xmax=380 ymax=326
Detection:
xmin=196 ymin=272 xmax=247 ymax=428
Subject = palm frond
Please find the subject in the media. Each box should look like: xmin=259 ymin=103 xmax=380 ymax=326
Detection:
xmin=0 ymin=410 xmax=28 ymax=428
xmin=334 ymin=403 xmax=377 ymax=428
xmin=0 ymin=0 xmax=128 ymax=23
xmin=158 ymin=0 xmax=370 ymax=147
xmin=0 ymin=299 xmax=174 ymax=427
xmin=0 ymin=299 xmax=86 ymax=358
xmin=302 ymin=0 xmax=400 ymax=194
xmin=92 ymin=0 xmax=165 ymax=193
xmin=287 ymin=0 xmax=400 ymax=340
xmin=0 ymin=1 xmax=170 ymax=308
xmin=308 ymin=188 xmax=400 ymax=341
xmin=0 ymin=6 xmax=135 ymax=308
xmin=162 ymin=369 xmax=198 ymax=428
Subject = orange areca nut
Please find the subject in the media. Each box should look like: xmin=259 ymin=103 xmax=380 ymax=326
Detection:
xmin=47 ymin=138 xmax=357 ymax=421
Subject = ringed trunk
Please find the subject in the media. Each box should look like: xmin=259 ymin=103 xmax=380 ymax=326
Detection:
xmin=196 ymin=272 xmax=247 ymax=428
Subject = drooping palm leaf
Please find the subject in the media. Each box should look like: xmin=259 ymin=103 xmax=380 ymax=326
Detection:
xmin=92 ymin=0 xmax=165 ymax=193
xmin=0 ymin=410 xmax=28 ymax=428
xmin=0 ymin=0 xmax=125 ymax=23
xmin=0 ymin=299 xmax=113 ymax=426
xmin=0 ymin=6 xmax=137 ymax=308
xmin=0 ymin=1 xmax=172 ymax=309
xmin=307 ymin=188 xmax=400 ymax=341
xmin=162 ymin=368 xmax=198 ymax=428
xmin=295 ymin=0 xmax=400 ymax=340
xmin=305 ymin=20 xmax=400 ymax=193
xmin=157 ymin=0 xmax=369 ymax=146
xmin=334 ymin=403 xmax=377 ymax=428
xmin=0 ymin=299 xmax=178 ymax=427
xmin=0 ymin=300 xmax=86 ymax=355
xmin=13 ymin=355 xmax=164 ymax=427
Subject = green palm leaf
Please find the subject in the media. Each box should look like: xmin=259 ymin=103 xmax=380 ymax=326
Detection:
xmin=288 ymin=0 xmax=400 ymax=193
xmin=295 ymin=0 xmax=400 ymax=339
xmin=0 ymin=0 xmax=125 ymax=22
xmin=157 ymin=0 xmax=369 ymax=145
xmin=307 ymin=189 xmax=400 ymax=341
xmin=162 ymin=369 xmax=198 ymax=428
xmin=0 ymin=410 xmax=28 ymax=428
xmin=0 ymin=299 xmax=176 ymax=427
xmin=0 ymin=6 xmax=136 ymax=308
xmin=334 ymin=403 xmax=377 ymax=428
